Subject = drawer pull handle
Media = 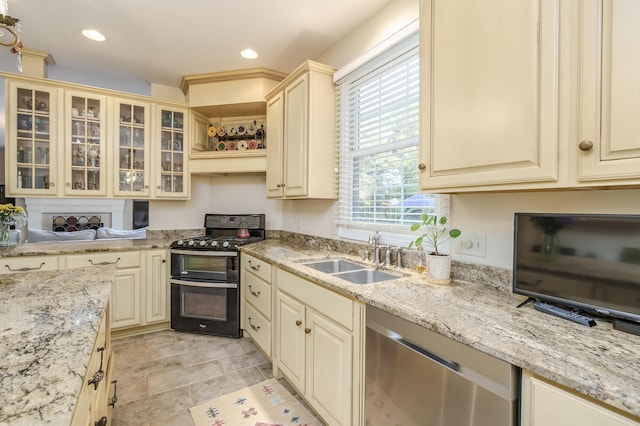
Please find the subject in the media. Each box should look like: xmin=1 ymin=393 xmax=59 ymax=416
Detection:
xmin=88 ymin=347 xmax=106 ymax=390
xmin=305 ymin=327 xmax=311 ymax=334
xmin=248 ymin=285 xmax=261 ymax=297
xmin=296 ymin=320 xmax=302 ymax=326
xmin=89 ymin=257 xmax=121 ymax=266
xmin=248 ymin=260 xmax=261 ymax=271
xmin=5 ymin=262 xmax=45 ymax=272
xmin=248 ymin=317 xmax=260 ymax=331
xmin=109 ymin=380 xmax=118 ymax=407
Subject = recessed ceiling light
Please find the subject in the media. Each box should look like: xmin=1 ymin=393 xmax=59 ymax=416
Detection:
xmin=82 ymin=29 xmax=106 ymax=42
xmin=240 ymin=49 xmax=258 ymax=59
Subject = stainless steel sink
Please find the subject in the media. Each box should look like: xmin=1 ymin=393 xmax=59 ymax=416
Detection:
xmin=301 ymin=259 xmax=364 ymax=274
xmin=300 ymin=258 xmax=401 ymax=284
xmin=333 ymin=269 xmax=400 ymax=284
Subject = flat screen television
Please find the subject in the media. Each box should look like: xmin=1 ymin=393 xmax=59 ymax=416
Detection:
xmin=513 ymin=213 xmax=640 ymax=328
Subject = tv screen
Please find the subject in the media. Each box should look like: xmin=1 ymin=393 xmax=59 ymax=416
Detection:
xmin=513 ymin=213 xmax=640 ymax=324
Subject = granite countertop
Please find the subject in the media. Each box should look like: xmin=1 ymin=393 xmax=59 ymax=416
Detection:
xmin=242 ymin=240 xmax=640 ymax=418
xmin=0 ymin=266 xmax=114 ymax=425
xmin=0 ymin=238 xmax=171 ymax=258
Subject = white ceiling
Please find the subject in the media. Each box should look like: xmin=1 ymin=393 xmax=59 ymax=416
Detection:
xmin=0 ymin=0 xmax=393 ymax=88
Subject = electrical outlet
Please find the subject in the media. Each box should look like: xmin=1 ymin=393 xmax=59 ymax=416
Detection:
xmin=455 ymin=233 xmax=486 ymax=257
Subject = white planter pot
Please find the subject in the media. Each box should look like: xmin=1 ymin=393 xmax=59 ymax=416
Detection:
xmin=425 ymin=253 xmax=452 ymax=284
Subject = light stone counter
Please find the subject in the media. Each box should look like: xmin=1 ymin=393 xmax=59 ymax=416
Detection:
xmin=242 ymin=240 xmax=640 ymax=419
xmin=0 ymin=266 xmax=114 ymax=425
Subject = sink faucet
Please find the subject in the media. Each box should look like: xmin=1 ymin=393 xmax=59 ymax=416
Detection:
xmin=369 ymin=230 xmax=381 ymax=268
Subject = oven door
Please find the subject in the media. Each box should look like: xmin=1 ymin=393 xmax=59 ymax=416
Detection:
xmin=171 ymin=279 xmax=241 ymax=337
xmin=170 ymin=249 xmax=238 ymax=282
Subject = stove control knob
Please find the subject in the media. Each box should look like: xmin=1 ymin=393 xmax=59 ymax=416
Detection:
xmin=177 ymin=240 xmax=184 ymax=246
xmin=199 ymin=240 xmax=207 ymax=246
xmin=188 ymin=240 xmax=195 ymax=246
xmin=222 ymin=241 xmax=230 ymax=248
xmin=211 ymin=241 xmax=218 ymax=247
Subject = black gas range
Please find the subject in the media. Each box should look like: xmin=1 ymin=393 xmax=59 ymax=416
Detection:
xmin=170 ymin=214 xmax=265 ymax=337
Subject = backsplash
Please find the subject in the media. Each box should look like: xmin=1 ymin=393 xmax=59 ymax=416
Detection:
xmin=269 ymin=230 xmax=512 ymax=294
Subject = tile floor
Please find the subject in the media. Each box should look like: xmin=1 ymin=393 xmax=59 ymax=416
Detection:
xmin=111 ymin=329 xmax=313 ymax=425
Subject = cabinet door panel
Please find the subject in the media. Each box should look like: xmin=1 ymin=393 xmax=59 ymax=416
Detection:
xmin=113 ymin=98 xmax=151 ymax=197
xmin=266 ymin=92 xmax=285 ymax=197
xmin=111 ymin=269 xmax=142 ymax=329
xmin=420 ymin=0 xmax=559 ymax=190
xmin=145 ymin=250 xmax=168 ymax=324
xmin=306 ymin=309 xmax=352 ymax=426
xmin=578 ymin=0 xmax=640 ymax=181
xmin=8 ymin=81 xmax=60 ymax=196
xmin=283 ymin=74 xmax=309 ymax=197
xmin=276 ymin=291 xmax=305 ymax=391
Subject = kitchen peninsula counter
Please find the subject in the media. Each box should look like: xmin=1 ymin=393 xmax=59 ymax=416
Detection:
xmin=0 ymin=238 xmax=171 ymax=258
xmin=0 ymin=266 xmax=114 ymax=425
xmin=242 ymin=239 xmax=640 ymax=419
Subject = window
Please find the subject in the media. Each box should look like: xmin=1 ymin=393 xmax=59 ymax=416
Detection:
xmin=335 ymin=30 xmax=449 ymax=247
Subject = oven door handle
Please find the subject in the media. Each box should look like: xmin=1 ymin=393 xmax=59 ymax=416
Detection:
xmin=170 ymin=249 xmax=238 ymax=257
xmin=170 ymin=279 xmax=238 ymax=289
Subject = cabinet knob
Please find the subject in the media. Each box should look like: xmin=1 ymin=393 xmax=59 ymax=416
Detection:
xmin=305 ymin=327 xmax=311 ymax=334
xmin=66 ymin=182 xmax=71 ymax=187
xmin=578 ymin=140 xmax=594 ymax=151
xmin=418 ymin=163 xmax=426 ymax=170
xmin=295 ymin=320 xmax=302 ymax=326
xmin=50 ymin=182 xmax=55 ymax=187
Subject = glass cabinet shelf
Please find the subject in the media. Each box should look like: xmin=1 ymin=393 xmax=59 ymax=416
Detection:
xmin=158 ymin=108 xmax=185 ymax=195
xmin=117 ymin=101 xmax=149 ymax=195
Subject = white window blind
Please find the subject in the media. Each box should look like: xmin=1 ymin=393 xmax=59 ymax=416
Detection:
xmin=335 ymin=31 xmax=449 ymax=247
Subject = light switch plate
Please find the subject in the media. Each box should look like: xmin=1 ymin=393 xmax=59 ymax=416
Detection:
xmin=455 ymin=233 xmax=486 ymax=257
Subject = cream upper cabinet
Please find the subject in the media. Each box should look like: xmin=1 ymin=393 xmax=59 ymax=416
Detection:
xmin=266 ymin=91 xmax=285 ymax=198
xmin=265 ymin=60 xmax=337 ymax=199
xmin=521 ymin=370 xmax=640 ymax=426
xmin=65 ymin=90 xmax=108 ymax=196
xmin=419 ymin=0 xmax=561 ymax=192
xmin=576 ymin=0 xmax=640 ymax=183
xmin=152 ymin=104 xmax=190 ymax=199
xmin=6 ymin=80 xmax=60 ymax=196
xmin=113 ymin=98 xmax=151 ymax=197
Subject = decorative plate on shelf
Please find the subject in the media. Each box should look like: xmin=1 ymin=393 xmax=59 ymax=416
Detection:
xmin=226 ymin=140 xmax=237 ymax=151
xmin=236 ymin=124 xmax=246 ymax=136
xmin=246 ymin=123 xmax=257 ymax=135
xmin=217 ymin=125 xmax=227 ymax=137
xmin=217 ymin=141 xmax=227 ymax=151
xmin=248 ymin=139 xmax=258 ymax=149
xmin=227 ymin=126 xmax=237 ymax=137
xmin=237 ymin=140 xmax=248 ymax=150
xmin=207 ymin=126 xmax=217 ymax=137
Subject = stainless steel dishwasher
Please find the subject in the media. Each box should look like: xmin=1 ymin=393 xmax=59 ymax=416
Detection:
xmin=365 ymin=306 xmax=520 ymax=426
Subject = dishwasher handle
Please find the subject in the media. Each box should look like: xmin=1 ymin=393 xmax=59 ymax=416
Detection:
xmin=392 ymin=333 xmax=460 ymax=373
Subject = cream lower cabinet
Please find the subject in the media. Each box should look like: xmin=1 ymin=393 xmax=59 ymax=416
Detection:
xmin=265 ymin=60 xmax=337 ymax=199
xmin=241 ymin=254 xmax=273 ymax=358
xmin=275 ymin=268 xmax=364 ymax=426
xmin=72 ymin=306 xmax=115 ymax=426
xmin=64 ymin=251 xmax=143 ymax=330
xmin=63 ymin=249 xmax=169 ymax=333
xmin=521 ymin=370 xmax=640 ymax=426
xmin=0 ymin=255 xmax=59 ymax=274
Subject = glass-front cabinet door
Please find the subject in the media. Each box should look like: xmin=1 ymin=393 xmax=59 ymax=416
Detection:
xmin=114 ymin=99 xmax=150 ymax=197
xmin=65 ymin=91 xmax=107 ymax=196
xmin=7 ymin=81 xmax=59 ymax=196
xmin=154 ymin=105 xmax=189 ymax=198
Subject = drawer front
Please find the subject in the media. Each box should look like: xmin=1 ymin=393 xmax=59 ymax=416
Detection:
xmin=243 ymin=301 xmax=271 ymax=357
xmin=242 ymin=254 xmax=272 ymax=283
xmin=277 ymin=268 xmax=354 ymax=330
xmin=243 ymin=272 xmax=271 ymax=319
xmin=65 ymin=251 xmax=141 ymax=270
xmin=0 ymin=255 xmax=58 ymax=274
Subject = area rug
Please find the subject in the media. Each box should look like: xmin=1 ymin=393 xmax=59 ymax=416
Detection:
xmin=189 ymin=379 xmax=323 ymax=426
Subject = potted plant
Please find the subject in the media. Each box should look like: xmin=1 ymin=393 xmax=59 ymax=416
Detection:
xmin=408 ymin=214 xmax=461 ymax=283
